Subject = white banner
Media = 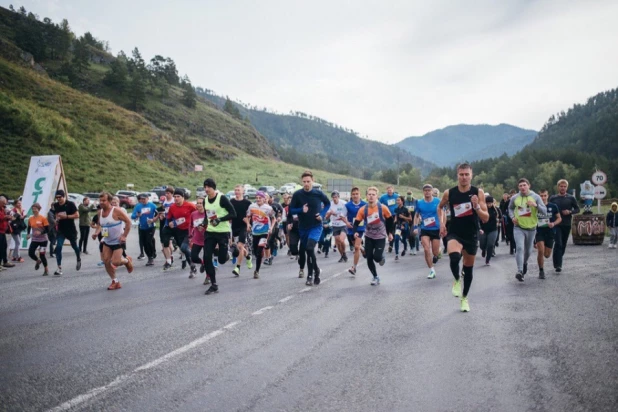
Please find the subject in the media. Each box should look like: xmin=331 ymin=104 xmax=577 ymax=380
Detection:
xmin=18 ymin=155 xmax=67 ymax=249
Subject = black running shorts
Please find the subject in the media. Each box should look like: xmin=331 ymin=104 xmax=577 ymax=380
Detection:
xmin=446 ymin=233 xmax=478 ymax=256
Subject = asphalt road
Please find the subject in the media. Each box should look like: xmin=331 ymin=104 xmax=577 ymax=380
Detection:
xmin=1 ymin=234 xmax=617 ymax=412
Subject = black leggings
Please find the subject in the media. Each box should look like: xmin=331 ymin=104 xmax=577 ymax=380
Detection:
xmin=79 ymin=226 xmax=90 ymax=252
xmin=191 ymin=244 xmax=204 ymax=265
xmin=253 ymin=234 xmax=268 ymax=272
xmin=299 ymin=238 xmax=319 ymax=277
xmin=289 ymin=230 xmax=305 ymax=269
xmin=28 ymin=241 xmax=48 ymax=267
xmin=364 ymin=237 xmax=385 ymax=277
xmin=204 ymin=233 xmax=230 ymax=285
xmin=139 ymin=228 xmax=156 ymax=258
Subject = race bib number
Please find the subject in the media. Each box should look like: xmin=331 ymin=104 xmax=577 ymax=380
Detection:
xmin=367 ymin=212 xmax=380 ymax=225
xmin=193 ymin=218 xmax=204 ymax=227
xmin=395 ymin=229 xmax=401 ymax=236
xmin=176 ymin=217 xmax=186 ymax=225
xmin=57 ymin=212 xmax=67 ymax=218
xmin=325 ymin=233 xmax=332 ymax=241
xmin=453 ymin=203 xmax=473 ymax=218
xmin=407 ymin=206 xmax=415 ymax=212
xmin=517 ymin=207 xmax=531 ymax=217
xmin=537 ymin=218 xmax=550 ymax=228
xmin=165 ymin=207 xmax=170 ymax=215
xmin=292 ymin=214 xmax=298 ymax=221
xmin=206 ymin=210 xmax=217 ymax=219
xmin=102 ymin=227 xmax=109 ymax=238
xmin=423 ymin=217 xmax=437 ymax=228
xmin=258 ymin=238 xmax=268 ymax=247
xmin=141 ymin=208 xmax=151 ymax=215
xmin=387 ymin=199 xmax=396 ymax=206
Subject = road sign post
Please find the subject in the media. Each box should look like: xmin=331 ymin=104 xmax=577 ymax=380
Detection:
xmin=591 ymin=170 xmax=608 ymax=214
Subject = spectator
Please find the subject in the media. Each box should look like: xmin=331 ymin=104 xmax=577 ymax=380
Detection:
xmin=0 ymin=196 xmax=15 ymax=269
xmin=10 ymin=199 xmax=26 ymax=262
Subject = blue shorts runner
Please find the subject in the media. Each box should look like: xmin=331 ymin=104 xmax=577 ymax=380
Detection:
xmin=299 ymin=226 xmax=323 ymax=246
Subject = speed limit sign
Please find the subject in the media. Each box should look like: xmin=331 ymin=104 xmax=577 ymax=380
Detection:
xmin=592 ymin=171 xmax=607 ymax=186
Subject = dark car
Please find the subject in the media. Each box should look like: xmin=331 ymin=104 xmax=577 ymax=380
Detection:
xmin=115 ymin=191 xmax=138 ymax=208
xmin=258 ymin=186 xmax=278 ymax=197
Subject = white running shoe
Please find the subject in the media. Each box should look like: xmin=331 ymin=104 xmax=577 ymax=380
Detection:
xmin=427 ymin=268 xmax=436 ymax=279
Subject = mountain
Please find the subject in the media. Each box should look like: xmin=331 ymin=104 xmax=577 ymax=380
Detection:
xmin=198 ymin=91 xmax=437 ymax=178
xmin=395 ymin=124 xmax=537 ymax=167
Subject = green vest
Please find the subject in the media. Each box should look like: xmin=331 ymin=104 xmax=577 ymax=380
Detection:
xmin=205 ymin=193 xmax=231 ymax=233
xmin=514 ymin=195 xmax=538 ymax=230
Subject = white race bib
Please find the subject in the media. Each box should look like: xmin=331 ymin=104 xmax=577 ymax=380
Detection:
xmin=395 ymin=229 xmax=402 ymax=236
xmin=206 ymin=210 xmax=217 ymax=219
xmin=258 ymin=238 xmax=268 ymax=247
xmin=407 ymin=205 xmax=415 ymax=212
xmin=387 ymin=199 xmax=396 ymax=206
xmin=292 ymin=214 xmax=298 ymax=221
xmin=423 ymin=217 xmax=436 ymax=228
xmin=367 ymin=211 xmax=380 ymax=225
xmin=517 ymin=207 xmax=531 ymax=217
xmin=193 ymin=218 xmax=204 ymax=227
xmin=165 ymin=207 xmax=170 ymax=215
xmin=141 ymin=208 xmax=150 ymax=215
xmin=454 ymin=203 xmax=473 ymax=218
xmin=175 ymin=217 xmax=186 ymax=225
xmin=537 ymin=218 xmax=550 ymax=228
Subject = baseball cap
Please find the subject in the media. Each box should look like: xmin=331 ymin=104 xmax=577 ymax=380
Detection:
xmin=55 ymin=190 xmax=65 ymax=197
xmin=331 ymin=190 xmax=340 ymax=197
xmin=486 ymin=196 xmax=494 ymax=203
xmin=422 ymin=184 xmax=433 ymax=190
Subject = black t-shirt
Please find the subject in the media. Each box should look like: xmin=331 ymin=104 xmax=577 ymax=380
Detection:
xmin=270 ymin=202 xmax=284 ymax=218
xmin=394 ymin=206 xmax=410 ymax=228
xmin=481 ymin=206 xmax=499 ymax=233
xmin=230 ymin=198 xmax=251 ymax=230
xmin=53 ymin=201 xmax=78 ymax=237
xmin=448 ymin=186 xmax=480 ymax=238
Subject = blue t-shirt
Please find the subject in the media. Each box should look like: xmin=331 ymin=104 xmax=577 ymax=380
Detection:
xmin=345 ymin=200 xmax=367 ymax=233
xmin=379 ymin=193 xmax=399 ymax=214
xmin=537 ymin=202 xmax=559 ymax=229
xmin=131 ymin=202 xmax=157 ymax=230
xmin=416 ymin=197 xmax=440 ymax=231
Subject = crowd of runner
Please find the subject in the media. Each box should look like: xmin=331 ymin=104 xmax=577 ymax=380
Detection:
xmin=2 ymin=164 xmax=617 ymax=313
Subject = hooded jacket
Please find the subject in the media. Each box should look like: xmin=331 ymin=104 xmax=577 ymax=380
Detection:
xmin=606 ymin=202 xmax=618 ymax=228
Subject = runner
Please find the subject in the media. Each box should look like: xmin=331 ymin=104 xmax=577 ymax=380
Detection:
xmin=317 ymin=211 xmax=332 ymax=258
xmin=505 ymin=190 xmax=517 ymax=255
xmin=479 ymin=196 xmax=500 ymax=266
xmin=379 ymin=185 xmax=399 ymax=253
xmin=508 ymin=178 xmax=547 ymax=282
xmin=289 ymin=170 xmax=330 ymax=286
xmin=167 ymin=188 xmax=197 ymax=277
xmin=414 ymin=184 xmax=442 ymax=278
xmin=158 ymin=187 xmax=175 ymax=270
xmin=131 ymin=194 xmax=158 ymax=266
xmin=50 ymin=190 xmax=81 ymax=276
xmin=247 ymin=191 xmax=274 ymax=279
xmin=438 ymin=163 xmax=489 ymax=312
xmin=9 ymin=199 xmax=26 ymax=262
xmin=92 ymin=192 xmax=134 ymax=290
xmin=230 ymin=185 xmax=253 ymax=276
xmin=285 ymin=201 xmax=305 ymax=278
xmin=26 ymin=202 xmax=50 ymax=276
xmin=535 ymin=189 xmax=561 ymax=279
xmin=393 ymin=196 xmax=411 ymax=261
xmin=353 ymin=187 xmax=394 ymax=285
xmin=404 ymin=191 xmax=419 ymax=255
xmin=549 ymin=179 xmax=580 ymax=273
xmin=325 ymin=190 xmax=349 ymax=263
xmin=0 ymin=196 xmax=12 ymax=269
xmin=264 ymin=194 xmax=283 ymax=265
xmin=189 ymin=197 xmax=207 ymax=280
xmin=345 ymin=187 xmax=367 ymax=275
xmin=281 ymin=194 xmax=292 ymax=250
xmin=499 ymin=193 xmax=509 ymax=242
xmin=202 ymin=178 xmax=237 ymax=295
xmin=607 ymin=202 xmax=618 ymax=249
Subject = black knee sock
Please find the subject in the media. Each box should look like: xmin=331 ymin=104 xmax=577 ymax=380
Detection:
xmin=462 ymin=265 xmax=473 ymax=297
xmin=449 ymin=252 xmax=461 ymax=280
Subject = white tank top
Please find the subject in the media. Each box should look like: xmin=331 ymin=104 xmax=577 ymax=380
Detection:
xmin=100 ymin=207 xmax=124 ymax=245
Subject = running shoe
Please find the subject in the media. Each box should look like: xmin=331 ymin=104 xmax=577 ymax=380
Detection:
xmin=54 ymin=269 xmax=62 ymax=276
xmin=427 ymin=268 xmax=436 ymax=279
xmin=338 ymin=256 xmax=345 ymax=263
xmin=481 ymin=250 xmax=486 ymax=258
xmin=76 ymin=259 xmax=82 ymax=271
xmin=246 ymin=258 xmax=253 ymax=269
xmin=233 ymin=266 xmax=240 ymax=277
xmin=298 ymin=269 xmax=304 ymax=278
xmin=189 ymin=265 xmax=197 ymax=278
xmin=388 ymin=246 xmax=393 ymax=253
xmin=137 ymin=254 xmax=146 ymax=260
xmin=107 ymin=281 xmax=121 ymax=290
xmin=539 ymin=268 xmax=545 ymax=279
xmin=314 ymin=274 xmax=321 ymax=285
xmin=35 ymin=260 xmax=41 ymax=271
xmin=401 ymin=249 xmax=406 ymax=257
xmin=348 ymin=266 xmax=356 ymax=276
xmin=324 ymin=251 xmax=329 ymax=258
xmin=182 ymin=259 xmax=187 ymax=270
xmin=485 ymin=260 xmax=490 ymax=266
xmin=452 ymin=279 xmax=461 ymax=297
xmin=213 ymin=259 xmax=218 ymax=269
xmin=306 ymin=275 xmax=313 ymax=286
xmin=379 ymin=258 xmax=385 ymax=266
xmin=412 ymin=250 xmax=417 ymax=256
xmin=205 ymin=285 xmax=219 ymax=295
xmin=370 ymin=276 xmax=380 ymax=286
xmin=343 ymin=254 xmax=348 ymax=262
xmin=42 ymin=269 xmax=49 ymax=276
xmin=437 ymin=251 xmax=442 ymax=259
xmin=555 ymin=267 xmax=562 ymax=273
xmin=203 ymin=276 xmax=210 ymax=285
xmin=163 ymin=262 xmax=172 ymax=271
xmin=146 ymin=258 xmax=154 ymax=266
xmin=16 ymin=257 xmax=24 ymax=263
xmin=264 ymin=258 xmax=271 ymax=266
xmin=97 ymin=261 xmax=105 ymax=267
xmin=254 ymin=271 xmax=259 ymax=279
xmin=516 ymin=271 xmax=524 ymax=282
xmin=460 ymin=297 xmax=470 ymax=312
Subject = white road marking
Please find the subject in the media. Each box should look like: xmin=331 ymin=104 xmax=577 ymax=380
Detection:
xmin=299 ymin=287 xmax=312 ymax=293
xmin=279 ymin=295 xmax=294 ymax=303
xmin=224 ymin=321 xmax=241 ymax=329
xmin=252 ymin=306 xmax=274 ymax=316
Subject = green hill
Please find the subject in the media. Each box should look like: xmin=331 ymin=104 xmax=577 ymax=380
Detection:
xmin=395 ymin=124 xmax=537 ymax=167
xmin=198 ymin=91 xmax=437 ymax=177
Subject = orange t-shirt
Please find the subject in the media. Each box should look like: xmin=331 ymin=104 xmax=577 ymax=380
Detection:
xmin=355 ymin=203 xmax=392 ymax=239
xmin=28 ymin=215 xmax=49 ymax=242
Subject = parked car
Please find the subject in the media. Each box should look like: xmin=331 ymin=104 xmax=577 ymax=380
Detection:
xmin=245 ymin=188 xmax=257 ymax=199
xmin=151 ymin=186 xmax=168 ymax=198
xmin=225 ymin=190 xmax=235 ymax=199
xmin=68 ymin=193 xmax=85 ymax=206
xmin=82 ymin=192 xmax=101 ymax=207
xmin=178 ymin=187 xmax=191 ymax=198
xmin=279 ymin=183 xmax=298 ymax=194
xmin=115 ymin=190 xmax=138 ymax=208
xmin=146 ymin=192 xmax=160 ymax=204
xmin=258 ymin=186 xmax=278 ymax=197
xmin=196 ymin=187 xmax=206 ymax=198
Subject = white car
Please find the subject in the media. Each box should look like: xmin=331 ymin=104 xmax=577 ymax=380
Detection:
xmin=147 ymin=192 xmax=160 ymax=204
xmin=68 ymin=193 xmax=85 ymax=206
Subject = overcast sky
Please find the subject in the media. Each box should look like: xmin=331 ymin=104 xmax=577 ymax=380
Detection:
xmin=5 ymin=0 xmax=618 ymax=142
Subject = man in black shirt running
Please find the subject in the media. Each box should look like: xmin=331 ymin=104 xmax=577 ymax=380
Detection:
xmin=230 ymin=185 xmax=252 ymax=276
xmin=438 ymin=163 xmax=489 ymax=313
xmin=549 ymin=179 xmax=580 ymax=273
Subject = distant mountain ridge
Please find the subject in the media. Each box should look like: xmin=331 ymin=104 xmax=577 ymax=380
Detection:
xmin=198 ymin=91 xmax=438 ymax=177
xmin=395 ymin=124 xmax=537 ymax=167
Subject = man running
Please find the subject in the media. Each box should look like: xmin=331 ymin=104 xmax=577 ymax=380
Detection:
xmin=404 ymin=191 xmax=419 ymax=255
xmin=26 ymin=202 xmax=50 ymax=276
xmin=379 ymin=185 xmax=399 ymax=253
xmin=189 ymin=197 xmax=207 ymax=280
xmin=535 ymin=189 xmax=561 ymax=279
xmin=414 ymin=184 xmax=442 ymax=279
xmin=247 ymin=191 xmax=275 ymax=279
xmin=93 ymin=192 xmax=134 ymax=290
xmin=203 ymin=178 xmax=237 ymax=295
xmin=167 ymin=188 xmax=197 ymax=277
xmin=289 ymin=170 xmax=330 ymax=286
xmin=508 ymin=178 xmax=547 ymax=282
xmin=131 ymin=194 xmax=158 ymax=266
xmin=158 ymin=187 xmax=175 ymax=270
xmin=393 ymin=196 xmax=411 ymax=261
xmin=285 ymin=201 xmax=305 ymax=278
xmin=438 ymin=163 xmax=489 ymax=313
xmin=353 ymin=187 xmax=394 ymax=285
xmin=479 ymin=196 xmax=500 ymax=266
xmin=345 ymin=187 xmax=367 ymax=276
xmin=230 ymin=184 xmax=253 ymax=276
xmin=51 ymin=190 xmax=81 ymax=276
xmin=325 ymin=190 xmax=349 ymax=263
xmin=549 ymin=179 xmax=580 ymax=273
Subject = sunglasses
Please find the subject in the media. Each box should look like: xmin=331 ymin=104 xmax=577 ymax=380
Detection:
xmin=56 ymin=196 xmax=63 ymax=199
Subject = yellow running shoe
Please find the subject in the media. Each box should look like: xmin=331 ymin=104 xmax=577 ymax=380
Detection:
xmin=452 ymin=279 xmax=461 ymax=297
xmin=460 ymin=297 xmax=470 ymax=312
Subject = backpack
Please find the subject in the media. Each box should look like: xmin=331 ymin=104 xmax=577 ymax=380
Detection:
xmin=363 ymin=202 xmax=384 ymax=226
